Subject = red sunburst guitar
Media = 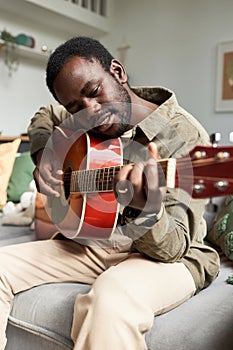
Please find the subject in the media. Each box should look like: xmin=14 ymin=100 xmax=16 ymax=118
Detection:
xmin=35 ymin=128 xmax=233 ymax=240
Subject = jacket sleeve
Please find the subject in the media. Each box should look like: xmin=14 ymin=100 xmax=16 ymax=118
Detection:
xmin=121 ymin=189 xmax=208 ymax=263
xmin=27 ymin=104 xmax=70 ymax=163
xmin=120 ymin=118 xmax=210 ymax=263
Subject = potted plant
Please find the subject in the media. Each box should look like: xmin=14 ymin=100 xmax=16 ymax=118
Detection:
xmin=0 ymin=29 xmax=19 ymax=76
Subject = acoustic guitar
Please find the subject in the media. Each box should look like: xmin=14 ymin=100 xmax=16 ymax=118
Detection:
xmin=35 ymin=129 xmax=233 ymax=240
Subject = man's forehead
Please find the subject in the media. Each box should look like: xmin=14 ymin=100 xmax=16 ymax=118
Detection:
xmin=64 ymin=56 xmax=103 ymax=70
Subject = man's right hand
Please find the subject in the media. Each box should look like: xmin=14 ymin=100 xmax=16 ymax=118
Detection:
xmin=33 ymin=148 xmax=63 ymax=197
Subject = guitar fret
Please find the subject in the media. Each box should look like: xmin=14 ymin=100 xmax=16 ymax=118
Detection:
xmin=77 ymin=170 xmax=81 ymax=192
xmin=80 ymin=170 xmax=85 ymax=192
xmin=100 ymin=168 xmax=105 ymax=191
xmin=108 ymin=166 xmax=116 ymax=190
xmin=95 ymin=169 xmax=99 ymax=192
xmin=86 ymin=168 xmax=91 ymax=192
xmin=93 ymin=168 xmax=98 ymax=192
xmin=105 ymin=168 xmax=110 ymax=190
xmin=70 ymin=172 xmax=77 ymax=192
xmin=91 ymin=169 xmax=96 ymax=192
xmin=96 ymin=168 xmax=100 ymax=191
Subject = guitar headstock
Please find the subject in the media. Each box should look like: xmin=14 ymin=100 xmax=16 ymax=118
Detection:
xmin=176 ymin=138 xmax=233 ymax=199
xmin=189 ymin=144 xmax=233 ymax=198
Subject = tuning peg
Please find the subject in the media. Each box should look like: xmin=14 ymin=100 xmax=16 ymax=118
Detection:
xmin=229 ymin=132 xmax=233 ymax=143
xmin=210 ymin=132 xmax=221 ymax=147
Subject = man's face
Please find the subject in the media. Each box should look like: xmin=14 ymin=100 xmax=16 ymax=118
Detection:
xmin=53 ymin=56 xmax=131 ymax=138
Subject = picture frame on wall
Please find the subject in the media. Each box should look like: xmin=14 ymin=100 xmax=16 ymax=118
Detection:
xmin=215 ymin=40 xmax=233 ymax=112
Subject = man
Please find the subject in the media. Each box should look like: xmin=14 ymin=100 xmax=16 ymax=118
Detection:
xmin=0 ymin=37 xmax=219 ymax=350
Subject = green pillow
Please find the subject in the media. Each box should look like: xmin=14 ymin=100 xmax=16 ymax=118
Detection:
xmin=207 ymin=195 xmax=233 ymax=261
xmin=7 ymin=151 xmax=35 ymax=202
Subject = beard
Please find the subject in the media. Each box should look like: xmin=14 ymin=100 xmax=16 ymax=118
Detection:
xmin=90 ymin=78 xmax=132 ymax=139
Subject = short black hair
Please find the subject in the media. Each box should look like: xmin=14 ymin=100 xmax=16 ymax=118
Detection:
xmin=46 ymin=36 xmax=114 ymax=100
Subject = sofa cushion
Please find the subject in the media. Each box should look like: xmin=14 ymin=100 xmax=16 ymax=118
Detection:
xmin=146 ymin=254 xmax=233 ymax=350
xmin=0 ymin=139 xmax=21 ymax=209
xmin=6 ymin=254 xmax=233 ymax=350
xmin=207 ymin=195 xmax=233 ymax=260
xmin=6 ymin=283 xmax=90 ymax=350
xmin=7 ymin=151 xmax=35 ymax=203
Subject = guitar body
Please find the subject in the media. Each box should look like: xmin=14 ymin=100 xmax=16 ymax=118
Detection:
xmin=42 ymin=131 xmax=122 ymax=240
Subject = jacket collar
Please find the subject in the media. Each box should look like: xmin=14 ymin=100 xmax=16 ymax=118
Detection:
xmin=131 ymin=86 xmax=177 ymax=141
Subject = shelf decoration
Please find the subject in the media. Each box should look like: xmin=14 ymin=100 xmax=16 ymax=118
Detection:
xmin=0 ymin=29 xmax=19 ymax=76
xmin=15 ymin=33 xmax=35 ymax=48
xmin=0 ymin=29 xmax=36 ymax=76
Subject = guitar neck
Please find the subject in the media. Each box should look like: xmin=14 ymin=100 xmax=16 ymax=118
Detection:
xmin=68 ymin=158 xmax=177 ymax=194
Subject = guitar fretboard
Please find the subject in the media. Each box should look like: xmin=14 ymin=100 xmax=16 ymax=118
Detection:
xmin=68 ymin=158 xmax=176 ymax=194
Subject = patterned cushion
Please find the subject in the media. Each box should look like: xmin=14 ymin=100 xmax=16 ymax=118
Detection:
xmin=0 ymin=139 xmax=21 ymax=209
xmin=207 ymin=195 xmax=233 ymax=260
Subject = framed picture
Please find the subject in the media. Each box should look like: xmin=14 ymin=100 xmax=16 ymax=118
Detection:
xmin=215 ymin=41 xmax=233 ymax=112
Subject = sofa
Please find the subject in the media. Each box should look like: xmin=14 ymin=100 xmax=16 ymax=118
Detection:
xmin=0 ymin=197 xmax=232 ymax=350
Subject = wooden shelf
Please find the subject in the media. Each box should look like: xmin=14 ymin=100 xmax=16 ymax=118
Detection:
xmin=18 ymin=45 xmax=49 ymax=62
xmin=0 ymin=135 xmax=30 ymax=152
xmin=0 ymin=39 xmax=49 ymax=64
xmin=0 ymin=135 xmax=29 ymax=143
xmin=0 ymin=0 xmax=110 ymax=38
xmin=0 ymin=0 xmax=110 ymax=69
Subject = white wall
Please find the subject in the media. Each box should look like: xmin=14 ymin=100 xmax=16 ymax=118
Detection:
xmin=0 ymin=9 xmax=64 ymax=135
xmin=103 ymin=0 xmax=233 ymax=144
xmin=0 ymin=0 xmax=109 ymax=135
xmin=1 ymin=0 xmax=233 ymax=145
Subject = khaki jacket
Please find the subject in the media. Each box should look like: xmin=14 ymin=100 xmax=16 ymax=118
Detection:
xmin=28 ymin=87 xmax=220 ymax=292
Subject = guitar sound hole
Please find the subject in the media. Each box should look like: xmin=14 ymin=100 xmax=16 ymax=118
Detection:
xmin=63 ymin=167 xmax=72 ymax=200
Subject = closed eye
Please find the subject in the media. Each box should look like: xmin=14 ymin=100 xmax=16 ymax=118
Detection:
xmin=89 ymin=85 xmax=100 ymax=97
xmin=65 ymin=101 xmax=77 ymax=113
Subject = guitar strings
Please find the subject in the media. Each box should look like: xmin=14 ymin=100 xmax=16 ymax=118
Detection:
xmin=62 ymin=156 xmax=233 ymax=176
xmin=62 ymin=157 xmax=233 ymax=181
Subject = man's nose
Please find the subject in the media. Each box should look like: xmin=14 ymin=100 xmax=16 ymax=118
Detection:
xmin=82 ymin=98 xmax=101 ymax=114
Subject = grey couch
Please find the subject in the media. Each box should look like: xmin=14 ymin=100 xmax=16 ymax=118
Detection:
xmin=1 ymin=203 xmax=233 ymax=350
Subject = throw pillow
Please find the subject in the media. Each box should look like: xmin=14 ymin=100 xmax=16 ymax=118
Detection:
xmin=207 ymin=195 xmax=233 ymax=261
xmin=7 ymin=151 xmax=35 ymax=202
xmin=0 ymin=138 xmax=21 ymax=209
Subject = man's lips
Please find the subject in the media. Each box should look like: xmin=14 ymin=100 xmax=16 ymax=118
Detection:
xmin=94 ymin=112 xmax=114 ymax=132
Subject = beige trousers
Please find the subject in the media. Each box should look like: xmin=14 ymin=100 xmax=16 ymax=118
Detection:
xmin=0 ymin=238 xmax=196 ymax=350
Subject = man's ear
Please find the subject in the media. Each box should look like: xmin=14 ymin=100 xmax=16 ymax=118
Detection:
xmin=110 ymin=59 xmax=128 ymax=84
